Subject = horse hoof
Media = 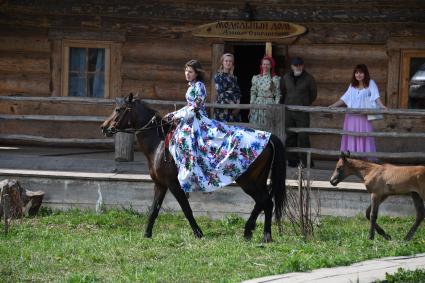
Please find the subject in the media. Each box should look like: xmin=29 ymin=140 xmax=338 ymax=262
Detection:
xmin=194 ymin=229 xmax=203 ymax=239
xmin=144 ymin=232 xmax=152 ymax=238
xmin=263 ymin=233 xmax=273 ymax=243
xmin=404 ymin=234 xmax=413 ymax=241
xmin=244 ymin=232 xmax=253 ymax=241
xmin=384 ymin=234 xmax=392 ymax=240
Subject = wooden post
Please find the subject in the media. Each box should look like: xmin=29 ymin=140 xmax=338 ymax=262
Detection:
xmin=210 ymin=43 xmax=224 ymax=117
xmin=50 ymin=40 xmax=62 ymax=97
xmin=114 ymin=132 xmax=134 ymax=162
xmin=276 ymin=104 xmax=286 ymax=143
xmin=266 ymin=42 xmax=272 ymax=56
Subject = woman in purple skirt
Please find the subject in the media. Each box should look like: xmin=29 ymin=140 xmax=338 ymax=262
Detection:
xmin=329 ymin=64 xmax=387 ymax=156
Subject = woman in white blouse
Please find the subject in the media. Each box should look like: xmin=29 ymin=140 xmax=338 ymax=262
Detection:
xmin=330 ymin=64 xmax=387 ymax=155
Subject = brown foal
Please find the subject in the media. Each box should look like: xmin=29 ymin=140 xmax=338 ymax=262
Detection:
xmin=330 ymin=151 xmax=425 ymax=240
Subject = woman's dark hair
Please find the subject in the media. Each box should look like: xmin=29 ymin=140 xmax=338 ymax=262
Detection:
xmin=185 ymin=59 xmax=205 ymax=82
xmin=351 ymin=64 xmax=370 ymax=87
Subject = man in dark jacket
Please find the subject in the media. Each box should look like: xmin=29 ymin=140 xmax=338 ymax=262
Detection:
xmin=280 ymin=57 xmax=317 ymax=167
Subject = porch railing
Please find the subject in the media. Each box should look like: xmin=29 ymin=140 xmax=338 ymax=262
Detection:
xmin=2 ymin=96 xmax=425 ymax=166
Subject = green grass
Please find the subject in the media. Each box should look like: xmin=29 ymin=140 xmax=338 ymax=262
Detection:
xmin=383 ymin=268 xmax=425 ymax=283
xmin=1 ymin=209 xmax=425 ymax=282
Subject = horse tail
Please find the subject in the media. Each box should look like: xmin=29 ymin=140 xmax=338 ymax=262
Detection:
xmin=270 ymin=134 xmax=287 ymax=223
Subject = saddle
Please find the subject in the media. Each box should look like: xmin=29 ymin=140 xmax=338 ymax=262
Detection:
xmin=164 ymin=123 xmax=177 ymax=150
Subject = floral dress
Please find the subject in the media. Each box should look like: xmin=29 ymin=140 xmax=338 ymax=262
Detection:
xmin=249 ymin=74 xmax=281 ymax=125
xmin=168 ymin=81 xmax=271 ymax=192
xmin=213 ymin=72 xmax=241 ymax=122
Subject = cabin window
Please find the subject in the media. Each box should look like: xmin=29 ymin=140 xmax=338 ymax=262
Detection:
xmin=61 ymin=40 xmax=111 ymax=98
xmin=69 ymin=48 xmax=105 ymax=97
xmin=400 ymin=51 xmax=425 ymax=109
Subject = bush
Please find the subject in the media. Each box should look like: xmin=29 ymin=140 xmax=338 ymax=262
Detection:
xmin=384 ymin=268 xmax=425 ymax=283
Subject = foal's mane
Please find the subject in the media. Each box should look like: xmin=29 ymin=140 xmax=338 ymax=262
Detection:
xmin=346 ymin=157 xmax=379 ymax=173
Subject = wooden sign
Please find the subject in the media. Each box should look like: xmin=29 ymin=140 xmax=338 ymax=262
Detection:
xmin=192 ymin=21 xmax=307 ymax=40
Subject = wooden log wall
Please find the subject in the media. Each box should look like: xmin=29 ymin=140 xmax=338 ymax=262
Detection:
xmin=283 ymin=43 xmax=425 ymax=153
xmin=287 ymin=44 xmax=388 ymax=106
xmin=0 ymin=0 xmax=424 ymax=150
xmin=0 ymin=35 xmax=51 ymax=96
xmin=121 ymin=39 xmax=212 ymax=101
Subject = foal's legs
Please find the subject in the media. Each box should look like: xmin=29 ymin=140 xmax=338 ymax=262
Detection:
xmin=168 ymin=185 xmax=203 ymax=238
xmin=368 ymin=193 xmax=383 ymax=240
xmin=144 ymin=184 xmax=167 ymax=238
xmin=365 ymin=195 xmax=391 ymax=240
xmin=405 ymin=192 xmax=425 ymax=241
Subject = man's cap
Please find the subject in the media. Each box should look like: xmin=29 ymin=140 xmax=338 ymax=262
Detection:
xmin=290 ymin=57 xmax=304 ymax=65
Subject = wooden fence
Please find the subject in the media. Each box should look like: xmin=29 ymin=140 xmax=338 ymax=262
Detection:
xmin=1 ymin=96 xmax=425 ymax=166
xmin=145 ymin=99 xmax=425 ymax=165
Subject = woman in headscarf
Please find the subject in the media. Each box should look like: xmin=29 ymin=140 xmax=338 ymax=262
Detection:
xmin=249 ymin=56 xmax=281 ymax=126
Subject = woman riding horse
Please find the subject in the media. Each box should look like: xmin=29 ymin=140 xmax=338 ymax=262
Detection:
xmin=101 ymin=59 xmax=286 ymax=242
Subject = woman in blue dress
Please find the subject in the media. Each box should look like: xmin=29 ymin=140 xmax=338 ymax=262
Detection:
xmin=213 ymin=53 xmax=242 ymax=122
xmin=165 ymin=59 xmax=272 ymax=193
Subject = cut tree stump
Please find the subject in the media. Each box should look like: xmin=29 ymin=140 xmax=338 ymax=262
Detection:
xmin=0 ymin=179 xmax=45 ymax=221
xmin=114 ymin=132 xmax=134 ymax=162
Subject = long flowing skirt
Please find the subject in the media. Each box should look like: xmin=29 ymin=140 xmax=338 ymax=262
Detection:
xmin=169 ymin=113 xmax=271 ymax=193
xmin=340 ymin=114 xmax=376 ymax=153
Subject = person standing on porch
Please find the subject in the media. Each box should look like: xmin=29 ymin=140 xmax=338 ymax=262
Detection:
xmin=249 ymin=56 xmax=281 ymax=126
xmin=281 ymin=57 xmax=317 ymax=167
xmin=329 ymin=64 xmax=387 ymax=157
xmin=213 ymin=53 xmax=242 ymax=122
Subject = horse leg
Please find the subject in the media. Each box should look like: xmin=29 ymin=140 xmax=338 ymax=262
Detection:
xmin=365 ymin=196 xmax=391 ymax=240
xmin=263 ymin=196 xmax=274 ymax=243
xmin=368 ymin=193 xmax=381 ymax=240
xmin=405 ymin=192 xmax=425 ymax=241
xmin=239 ymin=163 xmax=273 ymax=242
xmin=168 ymin=185 xmax=203 ymax=238
xmin=244 ymin=202 xmax=262 ymax=241
xmin=144 ymin=184 xmax=167 ymax=238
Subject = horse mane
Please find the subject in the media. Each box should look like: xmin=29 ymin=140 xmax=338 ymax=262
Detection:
xmin=132 ymin=98 xmax=162 ymax=119
xmin=130 ymin=98 xmax=173 ymax=140
xmin=345 ymin=158 xmax=382 ymax=181
xmin=347 ymin=157 xmax=377 ymax=170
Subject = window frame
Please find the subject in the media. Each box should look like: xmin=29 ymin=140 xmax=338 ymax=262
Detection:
xmin=400 ymin=50 xmax=425 ymax=108
xmin=61 ymin=40 xmax=111 ymax=98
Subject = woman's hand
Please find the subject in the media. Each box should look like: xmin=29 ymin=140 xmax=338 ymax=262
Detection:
xmin=163 ymin=113 xmax=174 ymax=123
xmin=329 ymin=100 xmax=346 ymax=108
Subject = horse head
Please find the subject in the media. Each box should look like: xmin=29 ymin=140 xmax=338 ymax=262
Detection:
xmin=101 ymin=93 xmax=158 ymax=137
xmin=330 ymin=151 xmax=352 ymax=186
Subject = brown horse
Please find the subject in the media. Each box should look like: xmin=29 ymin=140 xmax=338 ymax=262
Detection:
xmin=101 ymin=94 xmax=286 ymax=242
xmin=330 ymin=151 xmax=425 ymax=240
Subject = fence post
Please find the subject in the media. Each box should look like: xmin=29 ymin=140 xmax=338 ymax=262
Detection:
xmin=277 ymin=104 xmax=286 ymax=143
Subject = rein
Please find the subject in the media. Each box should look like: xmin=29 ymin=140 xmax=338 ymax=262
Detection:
xmin=113 ymin=107 xmax=174 ymax=138
xmin=109 ymin=103 xmax=177 ymax=162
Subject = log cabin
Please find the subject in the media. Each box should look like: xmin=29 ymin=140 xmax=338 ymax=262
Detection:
xmin=0 ymin=0 xmax=424 ymax=155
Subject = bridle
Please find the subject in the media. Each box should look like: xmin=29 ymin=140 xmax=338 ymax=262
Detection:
xmin=111 ymin=103 xmax=174 ymax=138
